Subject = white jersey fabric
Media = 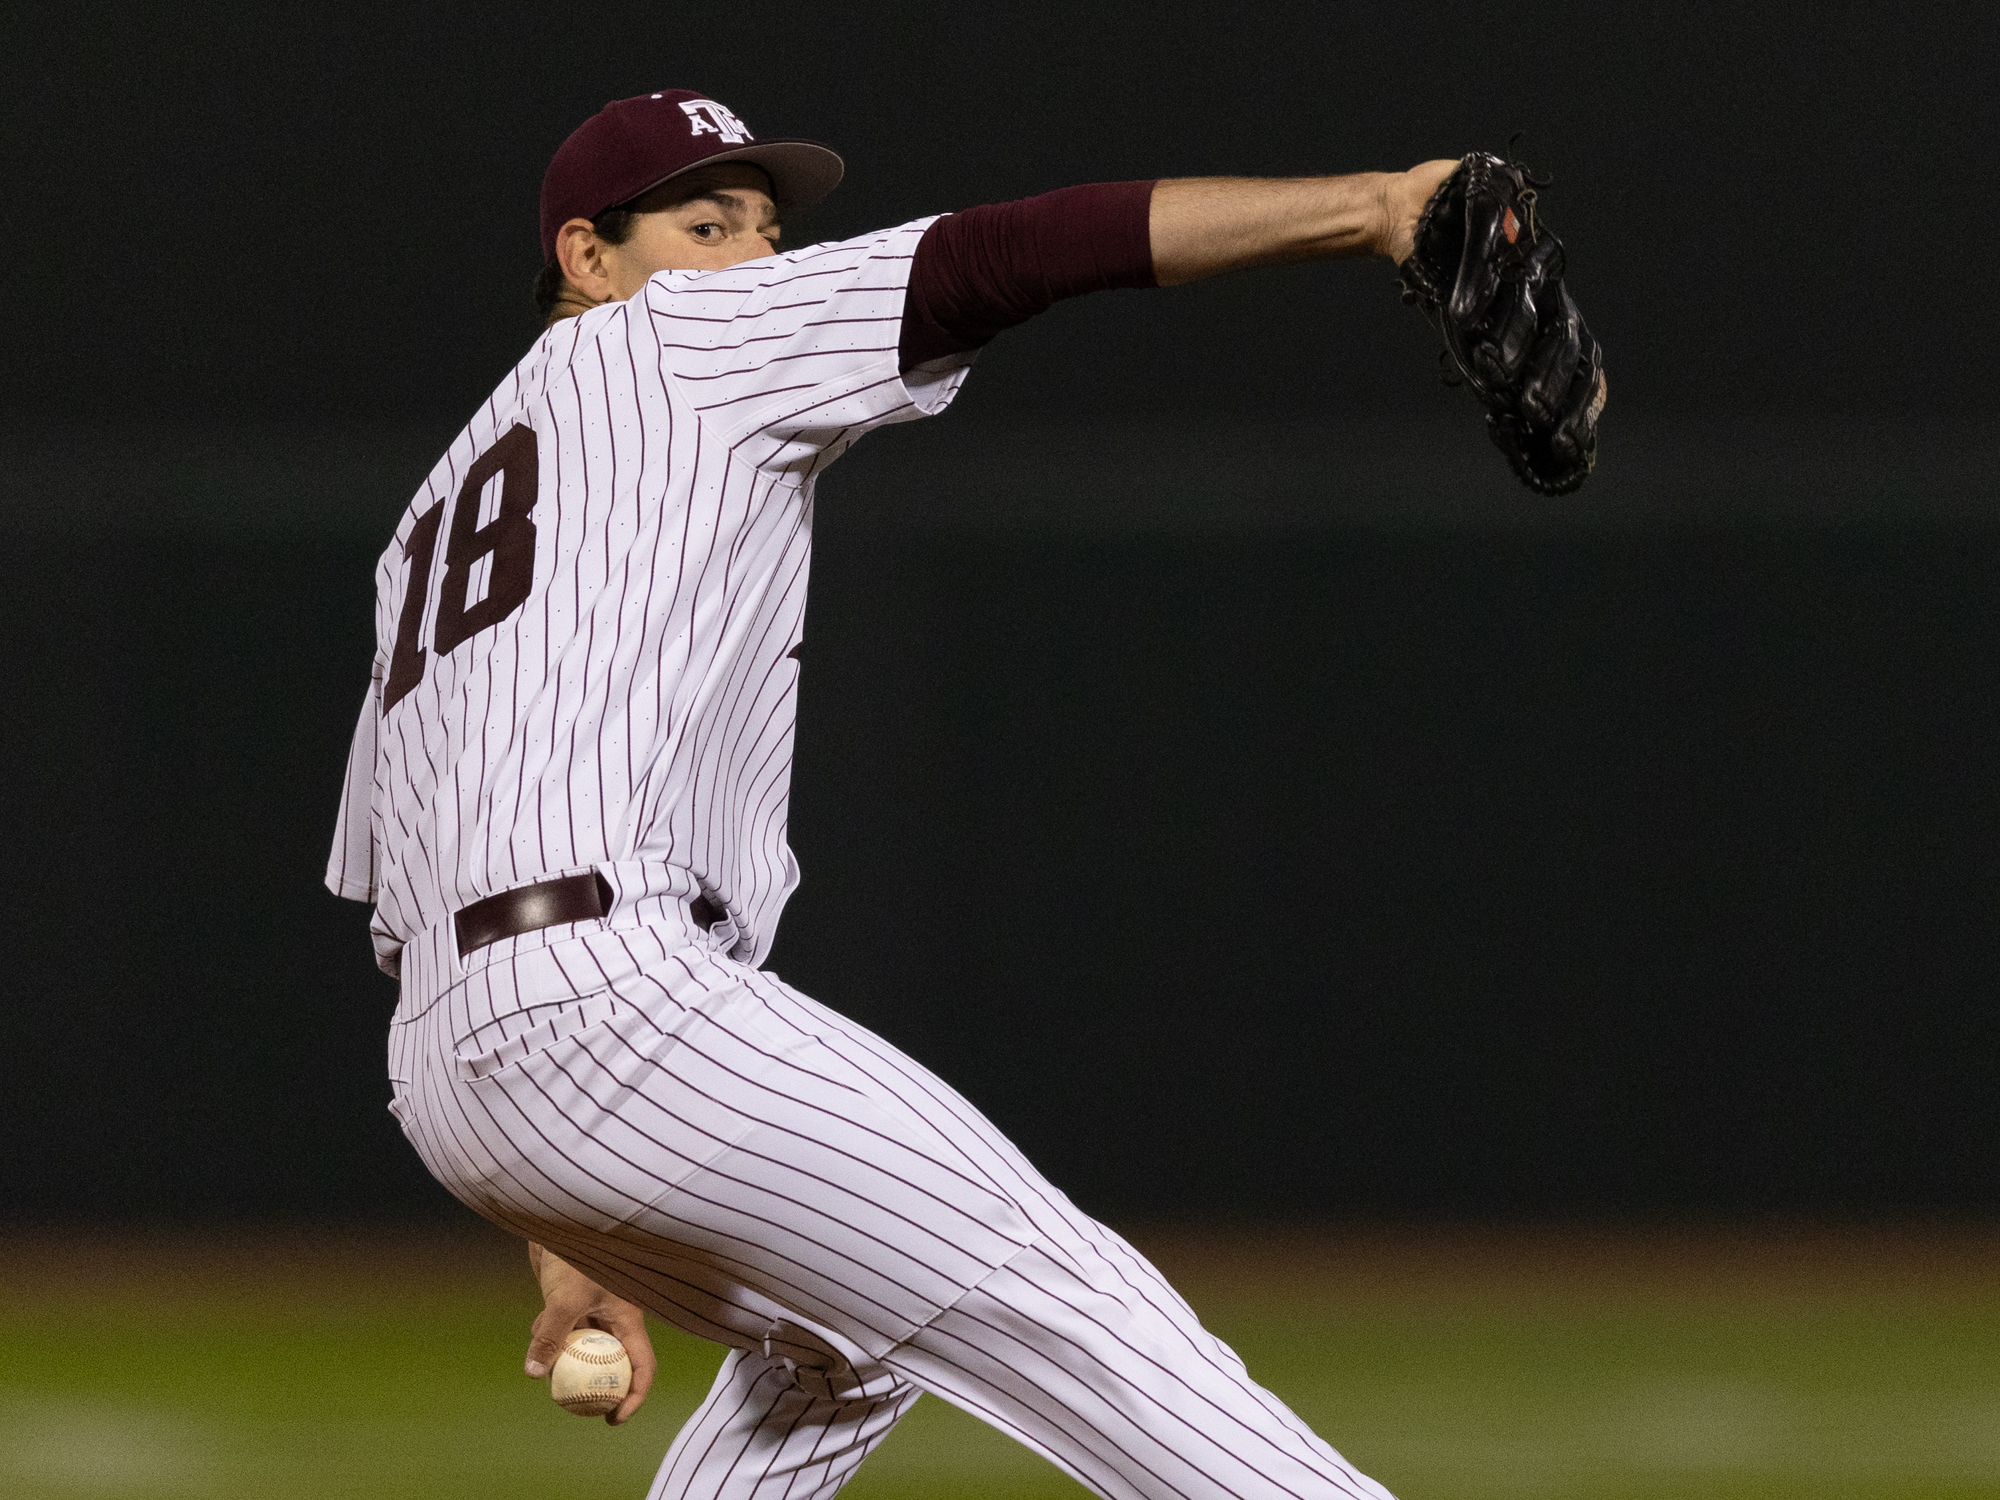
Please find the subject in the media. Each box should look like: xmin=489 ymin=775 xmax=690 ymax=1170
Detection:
xmin=329 ymin=210 xmax=1399 ymax=1500
xmin=380 ymin=907 xmax=1395 ymax=1500
xmin=327 ymin=218 xmax=967 ymax=973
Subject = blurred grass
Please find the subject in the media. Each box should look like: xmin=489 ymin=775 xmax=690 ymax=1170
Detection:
xmin=4 ymin=1224 xmax=1999 ymax=1499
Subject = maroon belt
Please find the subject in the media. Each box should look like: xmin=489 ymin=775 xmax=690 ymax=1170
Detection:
xmin=454 ymin=873 xmax=723 ymax=958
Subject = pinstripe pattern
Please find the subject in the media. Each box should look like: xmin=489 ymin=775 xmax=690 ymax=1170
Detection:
xmin=647 ymin=1348 xmax=919 ymax=1500
xmin=327 ymin=219 xmax=969 ymax=976
xmin=335 ymin=211 xmax=1397 ymax=1500
xmin=382 ymin=916 xmax=1394 ymax=1500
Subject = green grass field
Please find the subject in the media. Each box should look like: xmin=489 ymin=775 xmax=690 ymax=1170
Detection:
xmin=4 ymin=1224 xmax=1999 ymax=1499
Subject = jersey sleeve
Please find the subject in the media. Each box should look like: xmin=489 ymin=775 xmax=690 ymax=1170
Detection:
xmin=899 ymin=182 xmax=1158 ymax=367
xmin=642 ymin=218 xmax=972 ymax=472
xmin=325 ymin=674 xmax=382 ymax=903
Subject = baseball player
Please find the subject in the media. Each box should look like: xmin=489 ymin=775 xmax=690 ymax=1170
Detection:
xmin=330 ymin=88 xmax=1600 ymax=1500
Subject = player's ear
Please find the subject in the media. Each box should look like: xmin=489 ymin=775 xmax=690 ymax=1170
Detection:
xmin=555 ymin=219 xmax=615 ymax=305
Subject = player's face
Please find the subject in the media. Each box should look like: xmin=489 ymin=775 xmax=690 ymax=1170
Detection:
xmin=600 ymin=164 xmax=782 ymax=298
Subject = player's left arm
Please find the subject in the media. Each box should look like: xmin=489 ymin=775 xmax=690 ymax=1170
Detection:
xmin=897 ymin=160 xmax=1460 ymax=372
xmin=523 ymin=1242 xmax=657 ymax=1425
xmin=1147 ymin=161 xmax=1461 ymax=284
xmin=902 ymin=159 xmax=1603 ymax=493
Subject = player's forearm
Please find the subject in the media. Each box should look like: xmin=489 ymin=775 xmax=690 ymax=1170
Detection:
xmin=897 ymin=164 xmax=1457 ymax=369
xmin=1148 ymin=166 xmax=1455 ymax=285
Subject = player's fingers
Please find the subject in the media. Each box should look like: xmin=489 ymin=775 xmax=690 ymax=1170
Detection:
xmin=602 ymin=1306 xmax=655 ymax=1425
xmin=524 ymin=1295 xmax=591 ymax=1378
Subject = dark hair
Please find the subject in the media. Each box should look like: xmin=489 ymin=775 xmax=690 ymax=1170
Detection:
xmin=534 ymin=203 xmax=641 ymax=321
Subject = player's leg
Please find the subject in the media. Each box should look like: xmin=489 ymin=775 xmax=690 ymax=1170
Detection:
xmin=610 ymin=1208 xmax=1383 ymax=1500
xmin=731 ymin=967 xmax=1395 ymax=1500
xmin=886 ymin=1242 xmax=1393 ymax=1500
xmin=645 ymin=1345 xmax=920 ymax=1500
xmin=403 ymin=928 xmax=1390 ymax=1498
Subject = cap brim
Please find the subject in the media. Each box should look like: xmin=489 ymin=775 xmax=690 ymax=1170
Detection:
xmin=624 ymin=139 xmax=845 ymax=216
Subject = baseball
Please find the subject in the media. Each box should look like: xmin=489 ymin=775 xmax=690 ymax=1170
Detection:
xmin=550 ymin=1328 xmax=631 ymax=1417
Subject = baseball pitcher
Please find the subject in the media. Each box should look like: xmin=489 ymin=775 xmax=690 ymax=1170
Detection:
xmin=329 ymin=87 xmax=1604 ymax=1500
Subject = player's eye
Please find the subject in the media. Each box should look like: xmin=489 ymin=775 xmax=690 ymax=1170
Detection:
xmin=689 ymin=221 xmax=725 ymax=240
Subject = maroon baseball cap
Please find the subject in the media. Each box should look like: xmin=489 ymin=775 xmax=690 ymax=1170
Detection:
xmin=539 ymin=90 xmax=844 ymax=261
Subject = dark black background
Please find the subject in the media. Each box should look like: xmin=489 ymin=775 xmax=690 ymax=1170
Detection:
xmin=3 ymin=1 xmax=1997 ymax=1224
xmin=7 ymin=0 xmax=1993 ymax=426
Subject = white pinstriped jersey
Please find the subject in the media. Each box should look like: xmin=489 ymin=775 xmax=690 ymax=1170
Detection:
xmin=327 ymin=218 xmax=971 ymax=973
xmin=342 ymin=186 xmax=1401 ymax=1500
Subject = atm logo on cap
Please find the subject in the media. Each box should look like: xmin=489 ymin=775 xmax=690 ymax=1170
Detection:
xmin=680 ymin=100 xmax=752 ymax=145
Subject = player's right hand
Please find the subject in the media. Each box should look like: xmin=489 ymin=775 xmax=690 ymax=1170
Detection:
xmin=524 ymin=1242 xmax=658 ymax=1425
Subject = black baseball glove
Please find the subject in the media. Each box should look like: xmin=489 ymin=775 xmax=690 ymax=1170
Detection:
xmin=1396 ymin=150 xmax=1606 ymax=495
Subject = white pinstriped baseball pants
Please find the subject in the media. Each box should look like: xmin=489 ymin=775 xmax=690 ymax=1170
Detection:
xmin=386 ymin=892 xmax=1395 ymax=1500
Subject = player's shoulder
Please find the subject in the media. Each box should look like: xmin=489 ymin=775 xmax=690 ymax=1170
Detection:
xmin=532 ymin=298 xmax=632 ymax=358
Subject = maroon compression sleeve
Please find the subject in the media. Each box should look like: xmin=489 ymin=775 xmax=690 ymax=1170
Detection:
xmin=899 ymin=180 xmax=1158 ymax=370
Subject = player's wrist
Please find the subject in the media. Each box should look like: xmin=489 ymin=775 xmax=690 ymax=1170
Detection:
xmin=1377 ymin=160 xmax=1461 ymax=264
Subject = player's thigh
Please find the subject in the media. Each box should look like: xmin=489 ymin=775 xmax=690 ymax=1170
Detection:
xmin=414 ymin=975 xmax=755 ymax=1233
xmin=432 ymin=935 xmax=1034 ymax=1355
xmin=737 ymin=964 xmax=1219 ymax=1320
